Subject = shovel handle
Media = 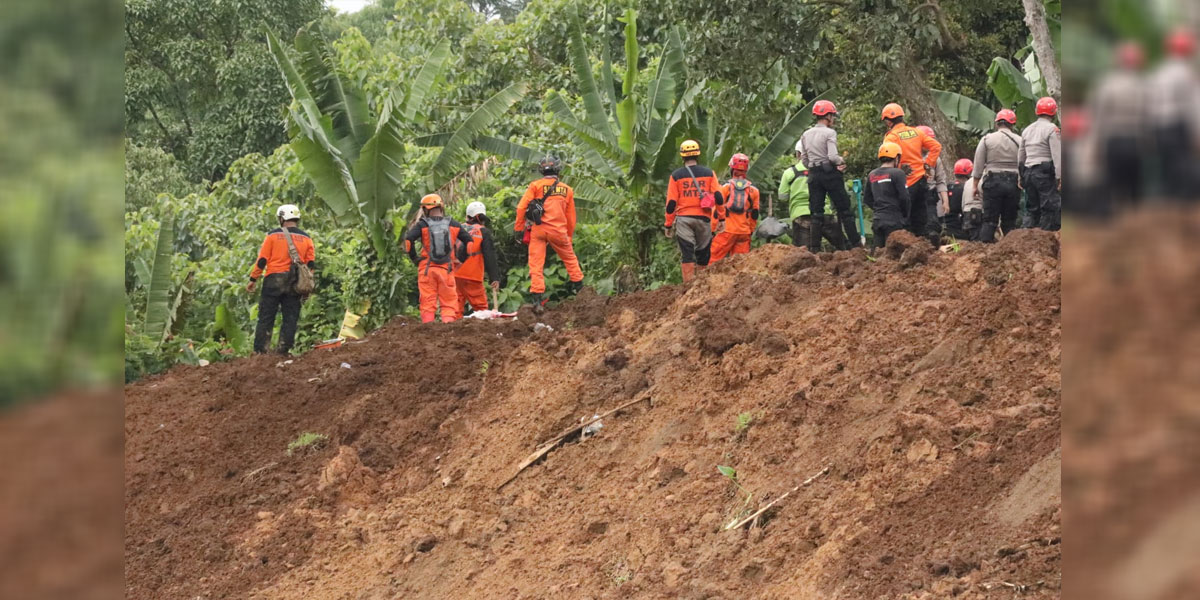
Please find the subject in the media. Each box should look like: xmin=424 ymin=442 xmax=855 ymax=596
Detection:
xmin=490 ymin=285 xmax=500 ymax=311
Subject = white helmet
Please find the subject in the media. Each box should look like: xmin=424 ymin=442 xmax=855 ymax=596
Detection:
xmin=277 ymin=204 xmax=301 ymax=222
xmin=465 ymin=201 xmax=487 ymax=218
xmin=794 ymin=139 xmax=804 ymax=154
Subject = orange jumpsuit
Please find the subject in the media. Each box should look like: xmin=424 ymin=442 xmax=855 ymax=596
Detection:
xmin=710 ymin=177 xmax=761 ymax=262
xmin=515 ymin=176 xmax=584 ymax=294
xmin=404 ymin=217 xmax=473 ymax=323
xmin=454 ymin=222 xmax=501 ymax=313
xmin=883 ymin=123 xmax=942 ymax=187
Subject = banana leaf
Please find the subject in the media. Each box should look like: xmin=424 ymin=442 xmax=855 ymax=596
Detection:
xmin=143 ymin=215 xmax=175 ymax=345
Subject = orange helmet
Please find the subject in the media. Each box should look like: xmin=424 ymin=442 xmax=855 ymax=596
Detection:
xmin=420 ymin=193 xmax=444 ymax=209
xmin=995 ymin=109 xmax=1017 ymax=125
xmin=878 ymin=141 xmax=902 ymax=159
xmin=728 ymin=153 xmax=750 ymax=172
xmin=812 ymin=100 xmax=838 ymax=117
xmin=953 ymin=158 xmax=974 ymax=176
xmin=916 ymin=125 xmax=936 ymax=139
xmin=881 ymin=103 xmax=905 ymax=120
xmin=1035 ymin=96 xmax=1058 ymax=117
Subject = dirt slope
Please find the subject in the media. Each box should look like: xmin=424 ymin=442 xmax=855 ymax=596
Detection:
xmin=126 ymin=231 xmax=1061 ymax=599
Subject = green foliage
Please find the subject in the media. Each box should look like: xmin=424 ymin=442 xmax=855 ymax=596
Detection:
xmin=734 ymin=412 xmax=755 ymax=436
xmin=286 ymin=432 xmax=328 ymax=455
xmin=931 ymin=89 xmax=996 ymax=134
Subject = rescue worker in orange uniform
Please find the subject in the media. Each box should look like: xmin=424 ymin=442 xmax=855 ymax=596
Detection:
xmin=515 ymin=156 xmax=584 ymax=310
xmin=665 ymin=139 xmax=724 ymax=282
xmin=247 ymin=204 xmax=316 ymax=354
xmin=454 ymin=201 xmax=502 ymax=314
xmin=403 ymin=194 xmax=474 ymax=323
xmin=709 ymin=153 xmax=761 ymax=262
xmin=881 ymin=103 xmax=942 ymax=244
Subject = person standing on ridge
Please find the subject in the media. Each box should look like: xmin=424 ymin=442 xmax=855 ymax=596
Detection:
xmin=780 ymin=139 xmax=845 ymax=251
xmin=710 ymin=153 xmax=760 ymax=262
xmin=863 ymin=142 xmax=912 ymax=249
xmin=800 ymin=100 xmax=859 ymax=249
xmin=944 ymin=158 xmax=974 ymax=240
xmin=881 ymin=102 xmax=942 ymax=244
xmin=515 ymin=155 xmax=584 ymax=310
xmin=665 ymin=140 xmax=723 ymax=282
xmin=1148 ymin=28 xmax=1200 ymax=202
xmin=247 ymin=204 xmax=316 ymax=354
xmin=916 ymin=125 xmax=951 ymax=241
xmin=972 ymin=109 xmax=1023 ymax=242
xmin=454 ymin=201 xmax=502 ymax=315
xmin=1019 ymin=97 xmax=1063 ymax=231
xmin=404 ymin=194 xmax=474 ymax=323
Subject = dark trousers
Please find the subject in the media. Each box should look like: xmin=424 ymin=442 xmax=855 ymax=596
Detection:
xmin=1023 ymin=163 xmax=1061 ymax=231
xmin=792 ymin=215 xmax=847 ymax=252
xmin=942 ymin=213 xmax=966 ymax=239
xmin=980 ymin=172 xmax=1021 ymax=242
xmin=872 ymin=223 xmax=905 ymax=250
xmin=254 ymin=273 xmax=302 ymax=354
xmin=1103 ymin=135 xmax=1141 ymax=208
xmin=962 ymin=208 xmax=983 ymax=241
xmin=1156 ymin=123 xmax=1193 ymax=201
xmin=906 ymin=179 xmax=936 ymax=243
xmin=807 ymin=167 xmax=860 ymax=247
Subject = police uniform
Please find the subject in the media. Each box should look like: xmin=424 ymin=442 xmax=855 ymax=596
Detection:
xmin=1019 ymin=118 xmax=1063 ymax=231
xmin=972 ymin=127 xmax=1023 ymax=241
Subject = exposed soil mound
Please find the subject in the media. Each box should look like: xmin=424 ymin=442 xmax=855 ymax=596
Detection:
xmin=126 ymin=232 xmax=1061 ymax=599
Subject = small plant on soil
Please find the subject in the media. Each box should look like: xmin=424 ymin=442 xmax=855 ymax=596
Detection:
xmin=718 ymin=465 xmax=755 ymax=528
xmin=286 ymin=432 xmax=327 ymax=456
xmin=734 ymin=412 xmax=755 ymax=439
xmin=479 ymin=360 xmax=490 ymax=375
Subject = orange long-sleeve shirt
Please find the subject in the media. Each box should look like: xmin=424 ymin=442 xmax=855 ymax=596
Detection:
xmin=714 ymin=178 xmax=761 ymax=235
xmin=665 ymin=164 xmax=722 ymax=227
xmin=250 ymin=227 xmax=315 ymax=280
xmin=884 ymin=123 xmax=942 ymax=187
xmin=515 ymin=176 xmax=576 ymax=237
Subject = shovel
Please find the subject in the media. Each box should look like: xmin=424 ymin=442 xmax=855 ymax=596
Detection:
xmin=490 ymin=284 xmax=500 ymax=311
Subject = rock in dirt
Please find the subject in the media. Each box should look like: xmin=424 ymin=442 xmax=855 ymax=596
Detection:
xmin=884 ymin=229 xmax=928 ymax=260
xmin=318 ymin=446 xmax=379 ymax=503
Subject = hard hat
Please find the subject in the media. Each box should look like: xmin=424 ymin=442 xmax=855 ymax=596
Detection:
xmin=953 ymin=158 xmax=974 ymax=176
xmin=277 ymin=204 xmax=301 ymax=221
xmin=1062 ymin=107 xmax=1089 ymax=139
xmin=1035 ymin=96 xmax=1058 ymax=117
xmin=812 ymin=100 xmax=838 ymax=117
xmin=465 ymin=201 xmax=487 ymax=218
xmin=728 ymin=153 xmax=750 ymax=172
xmin=1116 ymin=41 xmax=1145 ymax=69
xmin=877 ymin=141 xmax=902 ymax=160
xmin=420 ymin=194 xmax=444 ymax=209
xmin=916 ymin=125 xmax=936 ymax=139
xmin=1166 ymin=28 xmax=1196 ymax=57
xmin=794 ymin=138 xmax=804 ymax=154
xmin=881 ymin=103 xmax=905 ymax=120
xmin=995 ymin=109 xmax=1017 ymax=125
xmin=538 ymin=155 xmax=562 ymax=175
xmin=679 ymin=139 xmax=701 ymax=158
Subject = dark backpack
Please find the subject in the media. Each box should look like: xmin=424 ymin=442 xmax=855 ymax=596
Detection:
xmin=727 ymin=179 xmax=752 ymax=214
xmin=526 ymin=178 xmax=556 ymax=225
xmin=425 ymin=218 xmax=453 ymax=264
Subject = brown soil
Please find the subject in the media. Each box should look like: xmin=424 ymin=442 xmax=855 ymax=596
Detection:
xmin=126 ymin=232 xmax=1061 ymax=599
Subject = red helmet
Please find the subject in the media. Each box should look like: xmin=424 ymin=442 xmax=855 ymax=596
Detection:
xmin=729 ymin=153 xmax=750 ymax=172
xmin=1167 ymin=28 xmax=1196 ymax=57
xmin=812 ymin=100 xmax=838 ymax=117
xmin=995 ymin=109 xmax=1017 ymax=125
xmin=953 ymin=158 xmax=974 ymax=176
xmin=1062 ymin=107 xmax=1089 ymax=139
xmin=1035 ymin=96 xmax=1058 ymax=117
xmin=916 ymin=125 xmax=936 ymax=139
xmin=1116 ymin=41 xmax=1145 ymax=69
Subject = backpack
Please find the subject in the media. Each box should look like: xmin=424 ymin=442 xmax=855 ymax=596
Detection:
xmin=281 ymin=228 xmax=315 ymax=296
xmin=424 ymin=218 xmax=453 ymax=264
xmin=726 ymin=179 xmax=752 ymax=215
xmin=526 ymin=178 xmax=556 ymax=225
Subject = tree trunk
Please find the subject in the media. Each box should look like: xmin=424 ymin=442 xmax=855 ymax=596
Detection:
xmin=889 ymin=62 xmax=970 ymax=161
xmin=1021 ymin=0 xmax=1061 ymax=100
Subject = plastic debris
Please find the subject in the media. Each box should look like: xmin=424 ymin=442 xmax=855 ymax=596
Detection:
xmin=340 ymin=362 xmax=352 ymax=369
xmin=533 ymin=322 xmax=554 ymax=334
xmin=276 ymin=359 xmax=294 ymax=368
xmin=465 ymin=309 xmax=519 ymax=320
xmin=581 ymin=414 xmax=603 ymax=439
xmin=197 ymin=359 xmax=210 ymax=367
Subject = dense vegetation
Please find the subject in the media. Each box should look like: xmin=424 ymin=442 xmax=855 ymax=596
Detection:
xmin=124 ymin=0 xmax=1054 ymax=381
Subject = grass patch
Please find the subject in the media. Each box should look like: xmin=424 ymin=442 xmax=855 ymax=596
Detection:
xmin=479 ymin=360 xmax=490 ymax=375
xmin=734 ymin=411 xmax=755 ymax=439
xmin=286 ymin=432 xmax=328 ymax=456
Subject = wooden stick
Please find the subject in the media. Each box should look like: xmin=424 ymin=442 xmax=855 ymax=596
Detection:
xmin=724 ymin=465 xmax=831 ymax=531
xmin=489 ymin=285 xmax=500 ymax=311
xmin=497 ymin=396 xmax=652 ymax=490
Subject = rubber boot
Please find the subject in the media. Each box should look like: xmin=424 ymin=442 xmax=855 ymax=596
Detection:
xmin=809 ymin=214 xmax=825 ymax=253
xmin=530 ymin=292 xmax=546 ymax=314
xmin=567 ymin=280 xmax=583 ymax=296
xmin=680 ymin=263 xmax=695 ymax=283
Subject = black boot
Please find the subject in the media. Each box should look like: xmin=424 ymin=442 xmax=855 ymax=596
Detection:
xmin=808 ymin=214 xmax=825 ymax=252
xmin=567 ymin=280 xmax=582 ymax=296
xmin=530 ymin=292 xmax=546 ymax=314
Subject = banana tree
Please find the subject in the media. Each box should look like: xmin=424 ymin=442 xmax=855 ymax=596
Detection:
xmin=267 ymin=22 xmax=527 ymax=256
